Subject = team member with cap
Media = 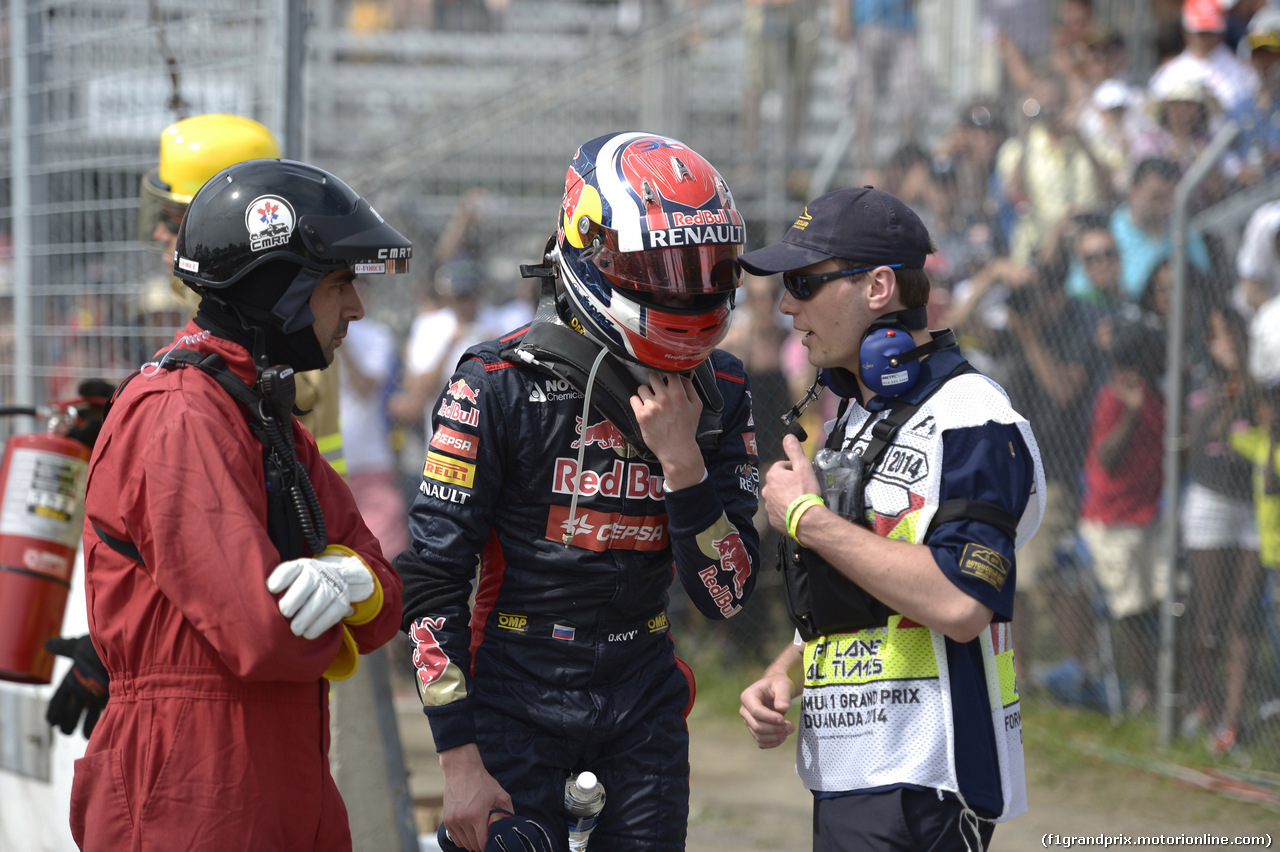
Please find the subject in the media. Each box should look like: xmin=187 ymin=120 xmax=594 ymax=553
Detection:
xmin=737 ymin=187 xmax=1044 ymax=852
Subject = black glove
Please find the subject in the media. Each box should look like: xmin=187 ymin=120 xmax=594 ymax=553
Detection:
xmin=438 ymin=810 xmax=559 ymax=852
xmin=44 ymin=634 xmax=110 ymax=738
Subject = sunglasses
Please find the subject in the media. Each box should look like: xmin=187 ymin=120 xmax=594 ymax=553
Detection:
xmin=782 ymin=264 xmax=901 ymax=299
xmin=1083 ymin=248 xmax=1119 ymax=264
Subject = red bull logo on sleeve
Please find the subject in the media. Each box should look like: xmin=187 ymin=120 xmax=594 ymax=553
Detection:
xmin=713 ymin=530 xmax=753 ymax=597
xmin=697 ymin=563 xmax=742 ymax=617
xmin=447 ymin=379 xmax=480 ymax=404
xmin=437 ymin=398 xmax=479 ymax=428
xmin=410 ymin=615 xmax=468 ymax=707
xmin=410 ymin=617 xmax=448 ymax=688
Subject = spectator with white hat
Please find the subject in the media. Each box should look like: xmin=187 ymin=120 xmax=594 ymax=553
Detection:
xmin=1132 ymin=76 xmax=1227 ymax=204
xmin=1149 ymin=0 xmax=1259 ymax=113
xmin=1079 ymin=77 xmax=1142 ymax=191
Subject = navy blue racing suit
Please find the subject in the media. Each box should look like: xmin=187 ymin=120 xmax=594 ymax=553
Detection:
xmin=399 ymin=328 xmax=761 ymax=851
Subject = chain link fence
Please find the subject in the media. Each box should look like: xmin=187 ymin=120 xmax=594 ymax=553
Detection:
xmin=1 ymin=0 xmax=1278 ymax=779
xmin=0 ymin=0 xmax=285 ymax=436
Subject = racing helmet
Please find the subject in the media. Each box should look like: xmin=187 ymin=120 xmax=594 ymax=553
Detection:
xmin=137 ymin=113 xmax=281 ymax=248
xmin=556 ymin=131 xmax=743 ymax=372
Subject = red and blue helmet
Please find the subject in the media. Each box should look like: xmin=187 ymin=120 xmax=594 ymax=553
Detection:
xmin=555 ymin=131 xmax=743 ymax=372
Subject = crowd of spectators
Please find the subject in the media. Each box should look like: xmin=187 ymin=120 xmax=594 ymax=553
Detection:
xmin=776 ymin=0 xmax=1280 ymax=761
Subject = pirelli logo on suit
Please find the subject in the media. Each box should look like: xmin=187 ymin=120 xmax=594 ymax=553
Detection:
xmin=423 ymin=452 xmax=476 ymax=489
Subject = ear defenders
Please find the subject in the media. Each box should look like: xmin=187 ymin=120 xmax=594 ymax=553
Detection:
xmin=822 ymin=306 xmax=957 ymax=399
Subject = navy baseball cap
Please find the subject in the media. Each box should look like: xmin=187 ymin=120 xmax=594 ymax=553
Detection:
xmin=737 ymin=187 xmax=931 ymax=275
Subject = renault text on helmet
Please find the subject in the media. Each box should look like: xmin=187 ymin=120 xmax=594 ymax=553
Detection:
xmin=555 ymin=131 xmax=743 ymax=372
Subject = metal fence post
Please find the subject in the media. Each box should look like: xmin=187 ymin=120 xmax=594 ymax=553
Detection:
xmin=9 ymin=0 xmax=32 ymax=421
xmin=284 ymin=0 xmax=308 ymax=161
xmin=1158 ymin=120 xmax=1240 ymax=748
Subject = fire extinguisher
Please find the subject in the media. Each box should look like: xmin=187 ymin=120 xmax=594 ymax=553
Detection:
xmin=0 ymin=395 xmax=104 ymax=684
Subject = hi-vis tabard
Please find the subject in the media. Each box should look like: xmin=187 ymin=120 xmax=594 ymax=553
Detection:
xmin=797 ymin=374 xmax=1045 ymax=822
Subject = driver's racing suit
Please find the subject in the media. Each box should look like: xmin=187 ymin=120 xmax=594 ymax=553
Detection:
xmin=399 ymin=328 xmax=761 ymax=850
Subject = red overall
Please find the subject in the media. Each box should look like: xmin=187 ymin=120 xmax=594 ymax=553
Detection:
xmin=70 ymin=322 xmax=403 ymax=851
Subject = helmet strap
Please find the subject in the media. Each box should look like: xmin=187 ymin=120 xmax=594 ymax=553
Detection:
xmin=501 ymin=306 xmax=726 ymax=464
xmin=272 ymin=266 xmax=322 ymax=334
xmin=194 ymin=278 xmax=327 ymax=375
xmin=195 ymin=292 xmax=271 ymax=374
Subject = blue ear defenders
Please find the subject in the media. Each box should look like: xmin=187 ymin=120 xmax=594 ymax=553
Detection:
xmin=821 ymin=306 xmax=957 ymax=399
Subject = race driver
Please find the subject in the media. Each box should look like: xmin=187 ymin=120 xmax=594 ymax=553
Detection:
xmin=397 ymin=131 xmax=761 ymax=852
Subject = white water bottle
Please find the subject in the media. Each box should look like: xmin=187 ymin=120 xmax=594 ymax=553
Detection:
xmin=564 ymin=770 xmax=606 ymax=852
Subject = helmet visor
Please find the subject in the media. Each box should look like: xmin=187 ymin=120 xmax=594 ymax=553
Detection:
xmin=586 ymin=223 xmax=741 ymax=295
xmin=298 ymin=197 xmax=413 ymax=275
xmin=137 ymin=171 xmax=188 ymax=250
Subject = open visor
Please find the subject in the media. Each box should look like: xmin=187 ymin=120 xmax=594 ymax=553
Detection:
xmin=297 ymin=197 xmax=413 ymax=275
xmin=585 ymin=223 xmax=741 ymax=295
xmin=137 ymin=170 xmax=188 ymax=249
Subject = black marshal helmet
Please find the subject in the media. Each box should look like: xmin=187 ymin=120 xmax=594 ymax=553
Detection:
xmin=173 ymin=158 xmax=412 ymax=371
xmin=174 ymin=158 xmax=411 ymax=290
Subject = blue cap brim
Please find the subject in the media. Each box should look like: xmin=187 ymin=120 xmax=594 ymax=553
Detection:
xmin=736 ymin=241 xmax=833 ymax=276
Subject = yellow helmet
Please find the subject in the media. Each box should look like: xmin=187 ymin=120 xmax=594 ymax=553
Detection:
xmin=137 ymin=113 xmax=281 ymax=248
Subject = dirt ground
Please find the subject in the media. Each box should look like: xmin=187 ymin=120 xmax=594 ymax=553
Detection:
xmin=682 ymin=707 xmax=1279 ymax=852
xmin=397 ymin=695 xmax=1279 ymax=851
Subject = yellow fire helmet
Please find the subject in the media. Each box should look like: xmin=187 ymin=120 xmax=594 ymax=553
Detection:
xmin=137 ymin=113 xmax=281 ymax=249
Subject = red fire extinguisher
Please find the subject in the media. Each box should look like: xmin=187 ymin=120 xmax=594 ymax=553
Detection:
xmin=0 ymin=400 xmax=98 ymax=684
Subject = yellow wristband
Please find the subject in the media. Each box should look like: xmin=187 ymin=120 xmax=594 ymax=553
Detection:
xmin=785 ymin=494 xmax=824 ymax=544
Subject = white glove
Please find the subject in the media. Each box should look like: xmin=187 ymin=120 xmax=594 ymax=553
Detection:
xmin=266 ymin=552 xmax=375 ymax=640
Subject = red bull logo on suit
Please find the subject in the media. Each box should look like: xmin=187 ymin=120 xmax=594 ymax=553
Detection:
xmin=551 ymin=458 xmax=663 ymax=500
xmin=570 ymin=416 xmax=630 ymax=452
